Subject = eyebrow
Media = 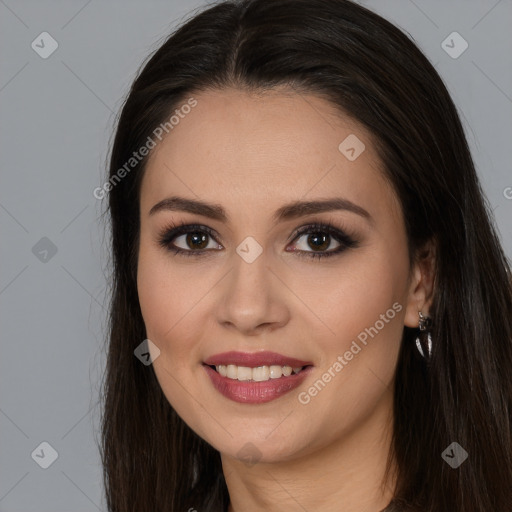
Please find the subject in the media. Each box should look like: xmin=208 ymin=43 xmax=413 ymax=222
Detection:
xmin=149 ymin=195 xmax=372 ymax=223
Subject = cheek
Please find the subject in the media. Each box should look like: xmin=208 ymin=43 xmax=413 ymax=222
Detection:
xmin=137 ymin=247 xmax=205 ymax=414
xmin=137 ymin=254 xmax=173 ymax=340
xmin=137 ymin=242 xmax=192 ymax=353
xmin=137 ymin=240 xmax=219 ymax=375
xmin=294 ymin=242 xmax=407 ymax=415
xmin=294 ymin=245 xmax=407 ymax=350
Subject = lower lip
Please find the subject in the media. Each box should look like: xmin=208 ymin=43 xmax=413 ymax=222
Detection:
xmin=203 ymin=364 xmax=313 ymax=404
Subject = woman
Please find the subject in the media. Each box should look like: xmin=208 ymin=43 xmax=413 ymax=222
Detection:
xmin=100 ymin=0 xmax=512 ymax=510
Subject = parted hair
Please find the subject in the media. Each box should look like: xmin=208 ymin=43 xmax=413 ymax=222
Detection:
xmin=101 ymin=1 xmax=512 ymax=510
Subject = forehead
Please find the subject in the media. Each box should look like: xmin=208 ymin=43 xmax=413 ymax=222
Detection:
xmin=140 ymin=87 xmax=400 ymax=224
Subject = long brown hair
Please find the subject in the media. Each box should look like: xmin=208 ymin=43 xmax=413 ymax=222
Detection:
xmin=100 ymin=1 xmax=512 ymax=510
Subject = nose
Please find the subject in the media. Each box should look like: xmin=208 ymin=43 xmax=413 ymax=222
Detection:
xmin=215 ymin=250 xmax=290 ymax=336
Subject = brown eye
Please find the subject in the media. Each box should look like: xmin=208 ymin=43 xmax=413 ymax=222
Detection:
xmin=180 ymin=232 xmax=210 ymax=250
xmin=158 ymin=223 xmax=222 ymax=256
xmin=158 ymin=221 xmax=359 ymax=259
xmin=287 ymin=222 xmax=359 ymax=260
xmin=295 ymin=232 xmax=338 ymax=253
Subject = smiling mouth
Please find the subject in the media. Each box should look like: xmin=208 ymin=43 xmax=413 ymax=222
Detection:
xmin=206 ymin=364 xmax=311 ymax=382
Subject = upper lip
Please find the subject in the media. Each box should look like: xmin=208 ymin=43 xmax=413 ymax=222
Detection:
xmin=203 ymin=351 xmax=312 ymax=368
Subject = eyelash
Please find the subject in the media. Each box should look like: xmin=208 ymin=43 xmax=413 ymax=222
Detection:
xmin=157 ymin=220 xmax=359 ymax=260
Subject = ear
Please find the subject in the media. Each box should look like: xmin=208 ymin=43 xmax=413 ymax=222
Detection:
xmin=403 ymin=238 xmax=437 ymax=328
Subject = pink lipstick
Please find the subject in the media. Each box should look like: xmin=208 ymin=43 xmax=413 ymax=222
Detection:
xmin=203 ymin=351 xmax=313 ymax=404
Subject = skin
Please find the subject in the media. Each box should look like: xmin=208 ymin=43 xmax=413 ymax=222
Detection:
xmin=137 ymin=87 xmax=435 ymax=512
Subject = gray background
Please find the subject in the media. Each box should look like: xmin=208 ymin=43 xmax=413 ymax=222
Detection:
xmin=1 ymin=0 xmax=511 ymax=510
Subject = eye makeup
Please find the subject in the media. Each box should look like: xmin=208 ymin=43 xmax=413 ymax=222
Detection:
xmin=156 ymin=219 xmax=360 ymax=260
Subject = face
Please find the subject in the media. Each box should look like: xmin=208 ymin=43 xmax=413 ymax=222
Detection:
xmin=137 ymin=87 xmax=420 ymax=464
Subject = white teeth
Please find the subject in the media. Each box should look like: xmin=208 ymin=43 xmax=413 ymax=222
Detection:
xmin=269 ymin=365 xmax=282 ymax=379
xmin=215 ymin=364 xmax=304 ymax=381
xmin=252 ymin=366 xmax=270 ymax=382
xmin=237 ymin=366 xmax=252 ymax=381
xmin=226 ymin=364 xmax=237 ymax=379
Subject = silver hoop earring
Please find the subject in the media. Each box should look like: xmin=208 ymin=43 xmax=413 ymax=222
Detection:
xmin=415 ymin=311 xmax=433 ymax=358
